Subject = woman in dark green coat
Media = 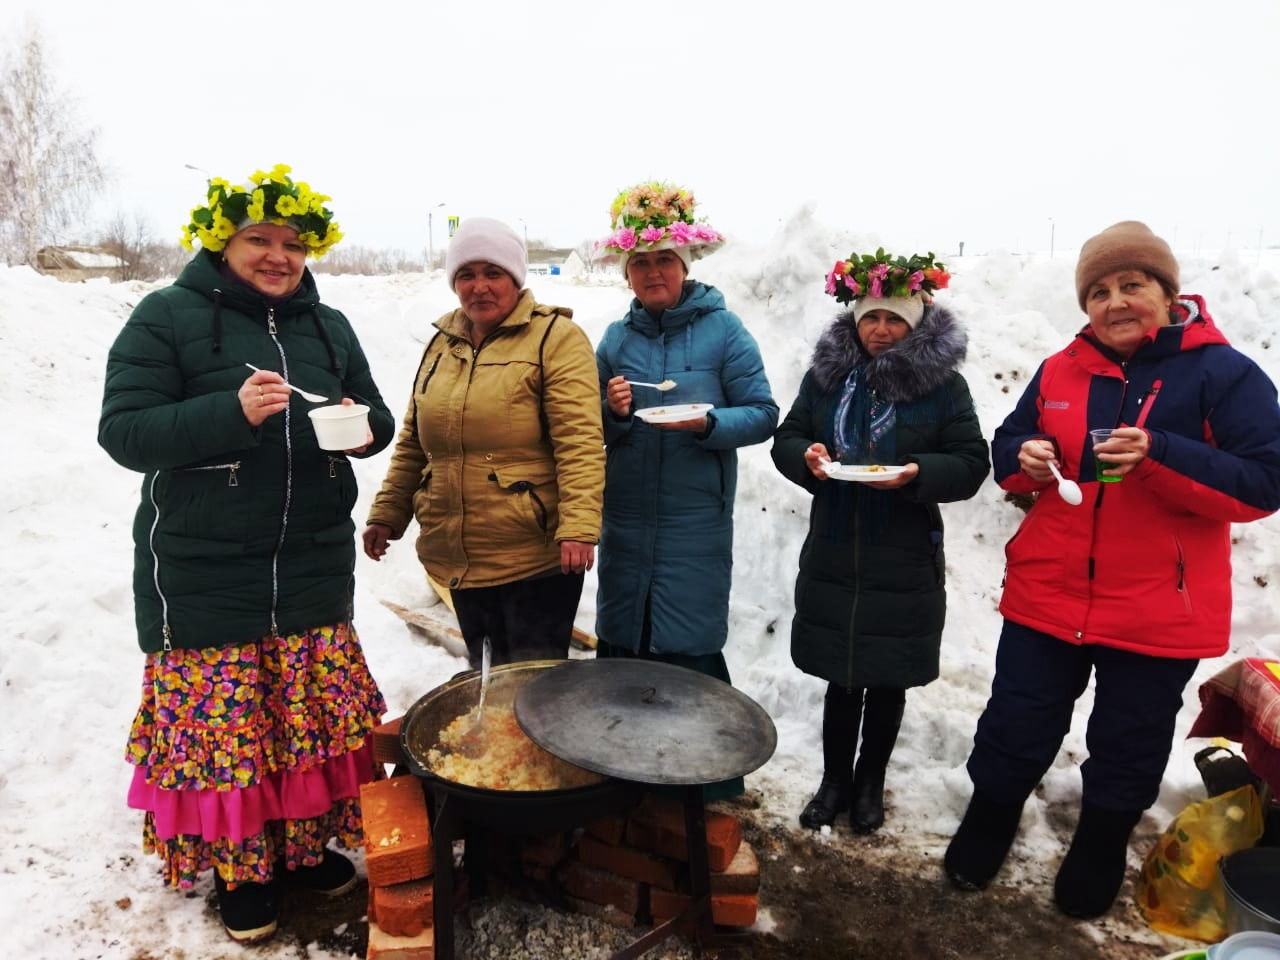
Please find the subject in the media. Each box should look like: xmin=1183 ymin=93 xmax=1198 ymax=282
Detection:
xmin=771 ymin=251 xmax=988 ymax=834
xmin=98 ymin=165 xmax=395 ymax=943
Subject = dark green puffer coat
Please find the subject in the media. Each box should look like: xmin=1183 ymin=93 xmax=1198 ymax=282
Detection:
xmin=770 ymin=304 xmax=989 ymax=689
xmin=98 ymin=250 xmax=395 ymax=653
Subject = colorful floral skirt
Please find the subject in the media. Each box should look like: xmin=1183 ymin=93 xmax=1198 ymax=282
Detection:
xmin=126 ymin=622 xmax=386 ymax=889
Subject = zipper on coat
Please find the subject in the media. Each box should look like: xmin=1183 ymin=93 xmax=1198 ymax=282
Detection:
xmin=1174 ymin=536 xmax=1192 ymax=614
xmin=1134 ymin=380 xmax=1162 ymax=431
xmin=268 ymin=314 xmax=292 ymax=638
xmin=181 ymin=461 xmax=241 ymax=487
xmin=327 ymin=455 xmax=347 ymax=478
xmin=147 ymin=472 xmax=174 ymax=651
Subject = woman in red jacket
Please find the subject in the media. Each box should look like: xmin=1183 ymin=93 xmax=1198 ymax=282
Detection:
xmin=944 ymin=222 xmax=1280 ymax=918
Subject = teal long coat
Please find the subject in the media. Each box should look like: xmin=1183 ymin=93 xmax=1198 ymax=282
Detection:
xmin=98 ymin=250 xmax=395 ymax=653
xmin=594 ymin=282 xmax=778 ymax=656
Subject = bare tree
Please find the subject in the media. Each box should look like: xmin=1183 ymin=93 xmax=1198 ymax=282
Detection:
xmin=100 ymin=211 xmax=152 ymax=281
xmin=575 ymin=239 xmax=598 ymax=275
xmin=0 ymin=26 xmax=103 ymax=265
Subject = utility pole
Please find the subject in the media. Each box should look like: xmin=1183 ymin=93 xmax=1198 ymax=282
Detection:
xmin=427 ymin=202 xmax=446 ymax=270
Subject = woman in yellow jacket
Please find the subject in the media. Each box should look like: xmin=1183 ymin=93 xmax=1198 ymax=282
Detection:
xmin=364 ymin=218 xmax=604 ymax=667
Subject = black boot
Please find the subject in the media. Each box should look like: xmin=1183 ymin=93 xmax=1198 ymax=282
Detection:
xmin=214 ymin=872 xmax=280 ymax=943
xmin=1053 ymin=803 xmax=1143 ymax=918
xmin=849 ymin=689 xmax=904 ymax=834
xmin=799 ymin=685 xmax=861 ymax=830
xmin=944 ymin=789 xmax=1026 ymax=890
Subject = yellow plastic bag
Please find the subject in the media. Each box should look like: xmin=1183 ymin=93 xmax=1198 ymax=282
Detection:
xmin=1137 ymin=784 xmax=1264 ymax=942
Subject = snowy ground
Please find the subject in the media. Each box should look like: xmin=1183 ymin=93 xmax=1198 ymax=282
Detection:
xmin=1 ymin=211 xmax=1277 ymax=958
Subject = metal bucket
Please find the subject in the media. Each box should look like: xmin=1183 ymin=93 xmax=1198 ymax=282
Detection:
xmin=1219 ymin=847 xmax=1280 ymax=935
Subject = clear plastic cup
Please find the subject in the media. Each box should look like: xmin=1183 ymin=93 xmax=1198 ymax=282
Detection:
xmin=1089 ymin=428 xmax=1121 ymax=483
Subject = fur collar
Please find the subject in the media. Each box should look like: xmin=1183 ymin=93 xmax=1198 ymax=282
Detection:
xmin=810 ymin=303 xmax=968 ymax=403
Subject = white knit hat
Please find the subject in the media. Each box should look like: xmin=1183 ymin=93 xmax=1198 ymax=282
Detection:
xmin=852 ymin=293 xmax=926 ymax=329
xmin=444 ymin=217 xmax=527 ymax=290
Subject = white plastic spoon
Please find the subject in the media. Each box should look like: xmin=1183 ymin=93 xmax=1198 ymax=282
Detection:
xmin=625 ymin=378 xmax=677 ymax=391
xmin=243 ymin=363 xmax=329 ymax=403
xmin=1047 ymin=459 xmax=1083 ymax=506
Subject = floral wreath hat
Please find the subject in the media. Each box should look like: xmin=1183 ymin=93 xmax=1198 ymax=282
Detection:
xmin=180 ymin=164 xmax=343 ymax=258
xmin=825 ymin=249 xmax=950 ymax=306
xmin=593 ymin=181 xmax=725 ymax=266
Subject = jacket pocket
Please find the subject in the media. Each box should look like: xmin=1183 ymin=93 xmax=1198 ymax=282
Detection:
xmin=492 ymin=461 xmax=558 ymax=537
xmin=1173 ymin=535 xmax=1193 ymax=615
xmin=162 ymin=461 xmax=249 ymax=541
xmin=326 ymin=455 xmax=357 ymax=516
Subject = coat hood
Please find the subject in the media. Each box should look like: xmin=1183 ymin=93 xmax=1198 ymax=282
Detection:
xmin=810 ymin=302 xmax=968 ymax=403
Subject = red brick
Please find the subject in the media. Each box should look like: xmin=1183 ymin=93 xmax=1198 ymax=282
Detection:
xmin=631 ymin=800 xmax=742 ymax=872
xmin=563 ymin=894 xmax=636 ymax=929
xmin=711 ymin=840 xmax=759 ymax=895
xmin=366 ymin=919 xmax=434 ymax=960
xmin=371 ymin=878 xmax=434 ymax=938
xmin=585 ymin=816 xmax=627 ymax=846
xmin=577 ymin=835 xmax=680 ymax=890
xmin=650 ymin=889 xmax=758 ymax=927
xmin=557 ymin=860 xmax=642 ymax=915
xmin=372 ymin=716 xmax=406 ymax=767
xmin=361 ymin=777 xmax=433 ymax=887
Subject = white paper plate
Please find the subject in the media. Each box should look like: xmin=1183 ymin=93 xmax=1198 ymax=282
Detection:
xmin=635 ymin=403 xmax=714 ymax=425
xmin=822 ymin=462 xmax=908 ymax=482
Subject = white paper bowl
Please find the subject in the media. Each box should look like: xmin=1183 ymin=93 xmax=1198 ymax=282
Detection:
xmin=308 ymin=404 xmax=369 ymax=451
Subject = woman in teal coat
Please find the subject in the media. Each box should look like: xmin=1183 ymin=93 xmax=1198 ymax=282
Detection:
xmin=593 ymin=183 xmax=777 ymax=796
xmin=772 ymin=251 xmax=988 ymax=833
xmin=98 ymin=166 xmax=395 ymax=943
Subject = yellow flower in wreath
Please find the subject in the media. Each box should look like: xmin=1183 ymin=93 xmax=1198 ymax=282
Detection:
xmin=246 ymin=188 xmax=266 ymax=222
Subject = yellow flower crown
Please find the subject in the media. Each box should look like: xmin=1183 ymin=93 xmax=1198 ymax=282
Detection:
xmin=180 ymin=164 xmax=343 ymax=258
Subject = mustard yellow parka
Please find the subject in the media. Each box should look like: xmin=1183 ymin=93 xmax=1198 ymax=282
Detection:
xmin=367 ymin=290 xmax=604 ymax=588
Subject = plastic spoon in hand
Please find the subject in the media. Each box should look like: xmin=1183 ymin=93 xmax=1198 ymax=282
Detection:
xmin=625 ymin=378 xmax=677 ymax=391
xmin=1047 ymin=460 xmax=1083 ymax=506
xmin=243 ymin=363 xmax=329 ymax=403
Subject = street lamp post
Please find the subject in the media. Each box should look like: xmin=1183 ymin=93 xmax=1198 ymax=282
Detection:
xmin=1048 ymin=218 xmax=1055 ymax=259
xmin=517 ymin=217 xmax=528 ymax=249
xmin=427 ymin=202 xmax=446 ymax=270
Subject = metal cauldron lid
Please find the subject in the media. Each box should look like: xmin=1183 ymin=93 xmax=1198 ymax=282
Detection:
xmin=514 ymin=659 xmax=777 ymax=785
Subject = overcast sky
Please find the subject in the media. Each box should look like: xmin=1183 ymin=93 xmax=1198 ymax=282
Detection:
xmin=5 ymin=0 xmax=1278 ymax=257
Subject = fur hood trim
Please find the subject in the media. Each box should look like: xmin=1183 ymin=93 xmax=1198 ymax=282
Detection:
xmin=809 ymin=302 xmax=968 ymax=403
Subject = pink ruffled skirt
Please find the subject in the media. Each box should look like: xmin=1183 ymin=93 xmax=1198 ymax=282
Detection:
xmin=126 ymin=622 xmax=386 ymax=889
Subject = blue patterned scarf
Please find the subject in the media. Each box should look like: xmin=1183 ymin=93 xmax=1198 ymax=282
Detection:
xmin=832 ymin=361 xmax=896 ymax=463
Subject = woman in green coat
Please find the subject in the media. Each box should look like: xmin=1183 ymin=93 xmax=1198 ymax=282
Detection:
xmin=98 ymin=165 xmax=395 ymax=943
xmin=771 ymin=251 xmax=988 ymax=834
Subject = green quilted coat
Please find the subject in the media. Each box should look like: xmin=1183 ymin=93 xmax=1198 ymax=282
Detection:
xmin=98 ymin=250 xmax=395 ymax=652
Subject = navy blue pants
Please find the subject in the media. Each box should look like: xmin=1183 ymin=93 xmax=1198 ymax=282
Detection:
xmin=966 ymin=620 xmax=1198 ymax=811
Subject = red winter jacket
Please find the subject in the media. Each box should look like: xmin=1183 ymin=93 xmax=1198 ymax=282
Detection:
xmin=992 ymin=296 xmax=1280 ymax=659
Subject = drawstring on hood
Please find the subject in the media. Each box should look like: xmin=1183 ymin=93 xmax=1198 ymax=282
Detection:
xmin=211 ymin=289 xmax=224 ymax=353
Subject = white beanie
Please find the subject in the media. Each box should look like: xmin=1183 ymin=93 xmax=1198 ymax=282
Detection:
xmin=852 ymin=293 xmax=925 ymax=329
xmin=444 ymin=217 xmax=527 ymax=290
xmin=620 ymin=243 xmax=693 ymax=276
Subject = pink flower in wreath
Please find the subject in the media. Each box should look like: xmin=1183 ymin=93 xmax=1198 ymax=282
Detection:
xmin=825 ymin=269 xmax=840 ymax=295
xmin=612 ymin=227 xmax=637 ymax=251
xmin=692 ymin=225 xmax=721 ymax=243
xmin=908 ymin=270 xmax=924 ymax=291
xmin=640 ymin=225 xmax=665 ymax=245
xmin=668 ymin=221 xmax=695 ymax=244
xmin=843 ymin=274 xmax=860 ymax=295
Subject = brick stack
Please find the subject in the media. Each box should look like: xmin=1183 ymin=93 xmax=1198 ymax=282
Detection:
xmin=361 ymin=775 xmax=436 ymax=960
xmin=556 ymin=794 xmax=759 ymax=930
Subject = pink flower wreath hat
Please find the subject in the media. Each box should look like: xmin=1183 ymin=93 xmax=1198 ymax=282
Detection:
xmin=593 ymin=181 xmax=725 ymax=271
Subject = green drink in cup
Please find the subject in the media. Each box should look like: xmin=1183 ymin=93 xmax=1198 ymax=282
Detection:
xmin=1090 ymin=428 xmax=1121 ymax=483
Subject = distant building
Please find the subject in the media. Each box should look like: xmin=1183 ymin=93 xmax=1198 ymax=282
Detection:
xmin=526 ymin=247 xmax=586 ymax=280
xmin=34 ymin=246 xmax=127 ymax=282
